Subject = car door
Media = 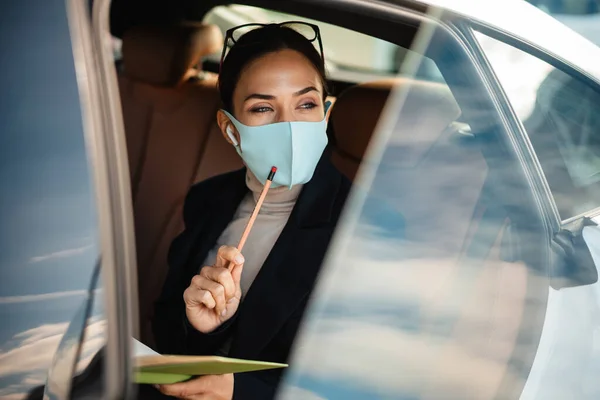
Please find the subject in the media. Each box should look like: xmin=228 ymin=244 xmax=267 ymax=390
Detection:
xmin=276 ymin=3 xmax=565 ymax=399
xmin=0 ymin=1 xmax=105 ymax=398
xmin=0 ymin=0 xmax=137 ymax=399
xmin=471 ymin=25 xmax=600 ymax=399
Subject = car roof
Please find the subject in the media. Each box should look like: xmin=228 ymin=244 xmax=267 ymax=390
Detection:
xmin=411 ymin=0 xmax=600 ymax=83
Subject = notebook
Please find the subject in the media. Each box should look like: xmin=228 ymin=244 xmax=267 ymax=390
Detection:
xmin=133 ymin=339 xmax=287 ymax=384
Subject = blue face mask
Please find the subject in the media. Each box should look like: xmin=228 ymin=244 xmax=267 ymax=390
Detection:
xmin=222 ymin=102 xmax=331 ymax=189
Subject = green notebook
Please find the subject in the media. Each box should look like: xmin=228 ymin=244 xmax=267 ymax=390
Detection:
xmin=133 ymin=339 xmax=287 ymax=384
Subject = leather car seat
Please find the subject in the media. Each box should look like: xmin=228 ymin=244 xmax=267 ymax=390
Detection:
xmin=328 ymin=78 xmax=482 ymax=249
xmin=328 ymin=80 xmax=392 ymax=181
xmin=118 ymin=23 xmax=242 ymax=346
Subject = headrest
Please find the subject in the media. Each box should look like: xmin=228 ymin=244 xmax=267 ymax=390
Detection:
xmin=330 ymin=78 xmax=461 ymax=166
xmin=330 ymin=81 xmax=392 ymax=162
xmin=122 ymin=23 xmax=223 ymax=86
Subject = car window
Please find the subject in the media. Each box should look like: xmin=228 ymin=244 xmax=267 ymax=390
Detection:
xmin=475 ymin=32 xmax=600 ymax=220
xmin=278 ymin=17 xmax=552 ymax=400
xmin=203 ymin=5 xmax=445 ymax=83
xmin=0 ymin=1 xmax=104 ymax=399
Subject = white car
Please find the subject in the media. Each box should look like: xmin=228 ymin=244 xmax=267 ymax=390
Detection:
xmin=4 ymin=0 xmax=600 ymax=399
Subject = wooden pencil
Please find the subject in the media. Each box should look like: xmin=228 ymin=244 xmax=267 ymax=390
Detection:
xmin=228 ymin=166 xmax=277 ymax=271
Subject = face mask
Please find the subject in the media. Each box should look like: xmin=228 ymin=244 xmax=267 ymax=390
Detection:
xmin=222 ymin=102 xmax=331 ymax=189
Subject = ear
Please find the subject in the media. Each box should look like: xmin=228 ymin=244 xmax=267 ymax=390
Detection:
xmin=217 ymin=110 xmax=240 ymax=146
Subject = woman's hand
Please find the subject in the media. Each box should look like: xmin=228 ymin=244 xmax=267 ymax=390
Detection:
xmin=184 ymin=246 xmax=244 ymax=333
xmin=156 ymin=374 xmax=234 ymax=399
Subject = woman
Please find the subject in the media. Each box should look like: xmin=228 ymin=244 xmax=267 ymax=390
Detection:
xmin=151 ymin=22 xmax=350 ymax=399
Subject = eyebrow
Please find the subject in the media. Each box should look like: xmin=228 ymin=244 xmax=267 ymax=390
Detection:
xmin=243 ymin=86 xmax=320 ymax=102
xmin=294 ymin=86 xmax=319 ymax=96
xmin=244 ymin=93 xmax=275 ymax=101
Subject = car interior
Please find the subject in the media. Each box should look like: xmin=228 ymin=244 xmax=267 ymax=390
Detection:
xmin=60 ymin=0 xmax=552 ymax=397
xmin=115 ymin=0 xmax=546 ymax=348
xmin=110 ymin=0 xmax=444 ymax=348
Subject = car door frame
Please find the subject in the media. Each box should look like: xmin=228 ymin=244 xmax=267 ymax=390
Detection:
xmin=65 ymin=0 xmax=139 ymax=398
xmin=450 ymin=12 xmax=600 ymax=395
xmin=457 ymin=17 xmax=600 ymax=288
xmin=455 ymin=16 xmax=600 ymax=226
xmin=451 ymin=15 xmax=600 ymax=398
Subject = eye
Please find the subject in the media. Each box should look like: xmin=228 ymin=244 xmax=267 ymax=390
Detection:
xmin=299 ymin=102 xmax=317 ymax=110
xmin=249 ymin=106 xmax=273 ymax=113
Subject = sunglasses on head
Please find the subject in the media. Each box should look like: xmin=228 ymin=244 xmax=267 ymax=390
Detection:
xmin=219 ymin=21 xmax=324 ymax=73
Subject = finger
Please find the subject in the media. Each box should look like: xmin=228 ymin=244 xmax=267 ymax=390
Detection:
xmin=191 ymin=273 xmax=220 ymax=291
xmin=191 ymin=273 xmax=228 ymax=297
xmin=214 ymin=245 xmax=244 ymax=269
xmin=183 ymin=394 xmax=220 ymax=400
xmin=157 ymin=382 xmax=196 ymax=398
xmin=186 ymin=394 xmax=221 ymax=400
xmin=230 ymin=263 xmax=243 ymax=291
xmin=192 ymin=277 xmax=226 ymax=316
xmin=200 ymin=267 xmax=236 ymax=299
xmin=157 ymin=381 xmax=193 ymax=398
xmin=183 ymin=286 xmax=216 ymax=310
xmin=190 ymin=274 xmax=228 ymax=312
xmin=157 ymin=376 xmax=213 ymax=398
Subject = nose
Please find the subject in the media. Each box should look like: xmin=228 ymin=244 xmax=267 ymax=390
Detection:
xmin=276 ymin=108 xmax=295 ymax=123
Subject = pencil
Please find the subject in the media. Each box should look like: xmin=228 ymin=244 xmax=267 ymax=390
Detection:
xmin=228 ymin=166 xmax=277 ymax=271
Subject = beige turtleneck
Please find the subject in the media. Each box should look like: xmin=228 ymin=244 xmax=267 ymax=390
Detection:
xmin=201 ymin=170 xmax=302 ymax=298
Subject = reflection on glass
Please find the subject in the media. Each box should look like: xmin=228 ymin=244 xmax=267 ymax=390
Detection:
xmin=278 ymin=24 xmax=557 ymax=400
xmin=476 ymin=32 xmax=600 ymax=219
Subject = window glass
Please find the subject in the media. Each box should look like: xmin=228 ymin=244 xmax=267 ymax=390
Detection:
xmin=0 ymin=1 xmax=104 ymax=398
xmin=279 ymin=21 xmax=550 ymax=400
xmin=203 ymin=5 xmax=445 ymax=83
xmin=476 ymin=32 xmax=600 ymax=220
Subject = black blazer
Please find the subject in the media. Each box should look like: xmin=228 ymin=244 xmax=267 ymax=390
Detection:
xmin=152 ymin=157 xmax=351 ymax=399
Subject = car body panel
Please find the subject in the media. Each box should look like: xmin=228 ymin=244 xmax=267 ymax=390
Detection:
xmin=521 ymin=221 xmax=600 ymax=399
xmin=414 ymin=0 xmax=600 ymax=82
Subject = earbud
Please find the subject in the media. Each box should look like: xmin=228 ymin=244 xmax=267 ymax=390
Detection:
xmin=226 ymin=125 xmax=239 ymax=146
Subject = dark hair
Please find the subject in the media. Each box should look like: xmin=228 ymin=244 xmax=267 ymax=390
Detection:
xmin=218 ymin=25 xmax=329 ymax=114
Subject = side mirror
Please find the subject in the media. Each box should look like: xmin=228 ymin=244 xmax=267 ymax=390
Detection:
xmin=551 ymin=217 xmax=598 ymax=290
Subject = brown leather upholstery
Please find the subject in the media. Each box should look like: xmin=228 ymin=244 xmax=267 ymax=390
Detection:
xmin=329 ymin=79 xmax=462 ymax=181
xmin=329 ymin=80 xmax=391 ymax=180
xmin=119 ymin=23 xmax=243 ymax=346
xmin=122 ymin=23 xmax=222 ymax=87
